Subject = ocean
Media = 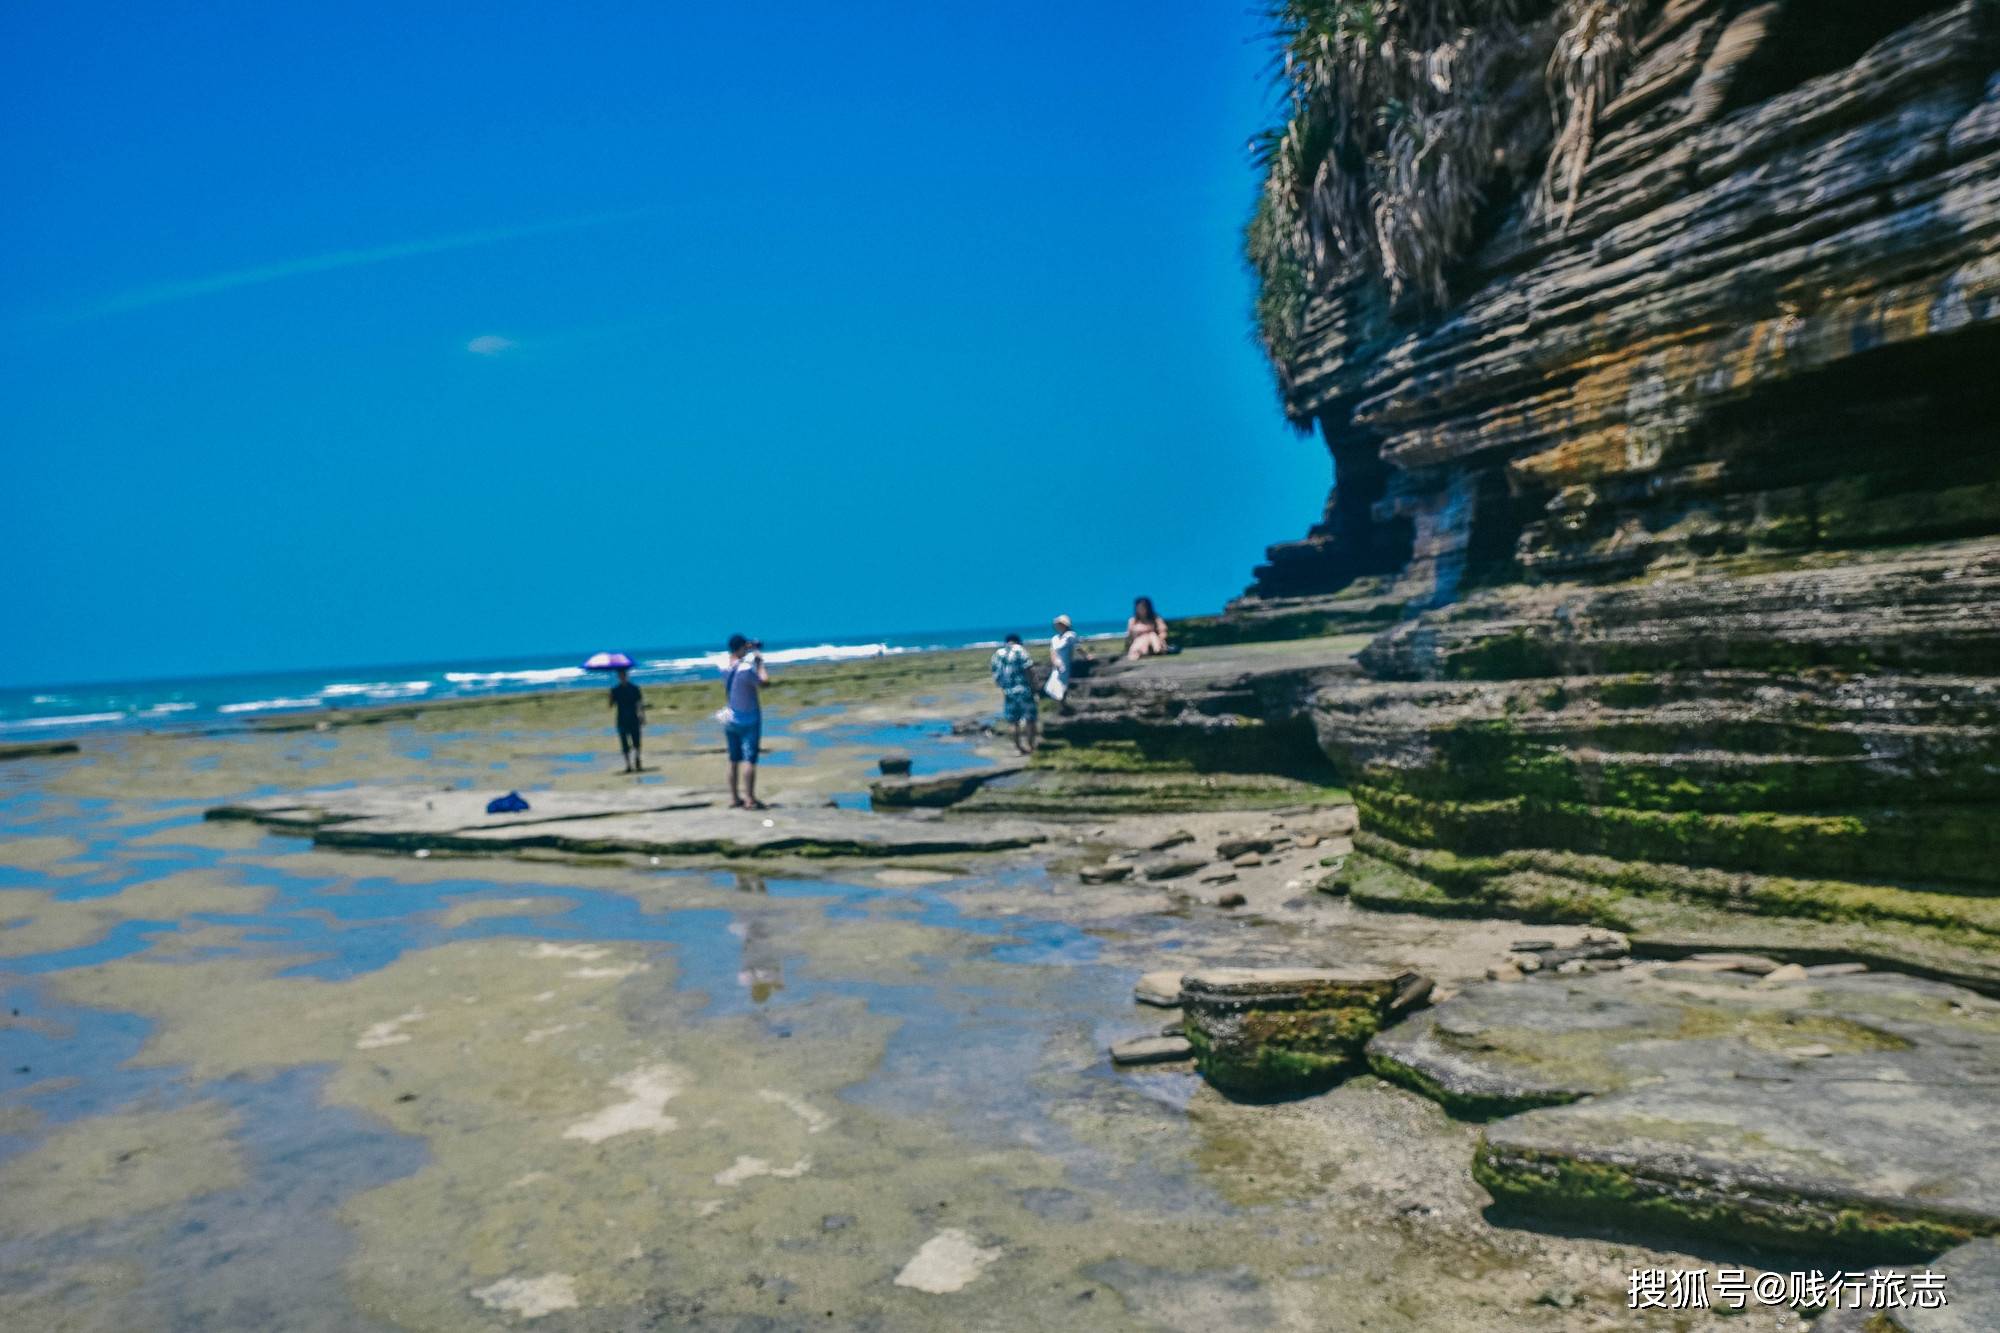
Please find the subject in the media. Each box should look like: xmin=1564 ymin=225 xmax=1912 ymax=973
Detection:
xmin=0 ymin=623 xmax=1119 ymax=740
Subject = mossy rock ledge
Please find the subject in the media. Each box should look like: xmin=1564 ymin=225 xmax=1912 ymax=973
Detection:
xmin=1368 ymin=968 xmax=2000 ymax=1261
xmin=1180 ymin=966 xmax=1431 ymax=1099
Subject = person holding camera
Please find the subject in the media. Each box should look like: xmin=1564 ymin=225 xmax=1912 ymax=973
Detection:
xmin=720 ymin=634 xmax=770 ymax=809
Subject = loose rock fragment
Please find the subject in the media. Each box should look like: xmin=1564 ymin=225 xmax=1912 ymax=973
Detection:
xmin=471 ymin=1274 xmax=580 ymax=1319
xmin=1687 ymin=952 xmax=1780 ymax=975
xmin=1132 ymin=972 xmax=1183 ymax=1007
xmin=894 ymin=1229 xmax=1002 ymax=1294
xmin=1078 ymin=863 xmax=1132 ymax=885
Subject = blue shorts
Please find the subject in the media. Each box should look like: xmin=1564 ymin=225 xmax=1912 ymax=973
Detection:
xmin=1002 ymin=689 xmax=1038 ymax=724
xmin=725 ymin=717 xmax=762 ymax=763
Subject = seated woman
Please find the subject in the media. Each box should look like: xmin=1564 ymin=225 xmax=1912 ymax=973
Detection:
xmin=1124 ymin=595 xmax=1169 ymax=660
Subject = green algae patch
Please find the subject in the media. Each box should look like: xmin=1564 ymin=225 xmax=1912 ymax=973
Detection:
xmin=0 ymin=833 xmax=91 ymax=874
xmin=962 ymin=768 xmax=1348 ymax=816
xmin=0 ymin=1103 xmax=245 ymax=1240
xmin=1180 ymin=967 xmax=1426 ymax=1099
xmin=0 ymin=870 xmax=275 ymax=959
xmin=1185 ymin=1017 xmax=1375 ymax=1097
xmin=1354 ymin=786 xmax=1999 ymax=889
xmin=1344 ymin=827 xmax=2000 ymax=949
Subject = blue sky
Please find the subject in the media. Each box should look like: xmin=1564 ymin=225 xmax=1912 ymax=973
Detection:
xmin=0 ymin=3 xmax=1328 ymax=687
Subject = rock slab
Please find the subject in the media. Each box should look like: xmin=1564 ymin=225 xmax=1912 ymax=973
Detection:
xmin=1368 ymin=967 xmax=2000 ymax=1259
xmin=1181 ymin=966 xmax=1431 ymax=1098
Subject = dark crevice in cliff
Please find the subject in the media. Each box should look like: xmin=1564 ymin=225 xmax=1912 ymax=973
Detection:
xmin=1695 ymin=319 xmax=2000 ymax=549
xmin=1719 ymin=0 xmax=1959 ymax=115
xmin=1248 ymin=410 xmax=1412 ymax=602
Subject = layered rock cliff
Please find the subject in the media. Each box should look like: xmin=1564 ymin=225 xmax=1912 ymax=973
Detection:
xmin=1239 ymin=2 xmax=2000 ymax=956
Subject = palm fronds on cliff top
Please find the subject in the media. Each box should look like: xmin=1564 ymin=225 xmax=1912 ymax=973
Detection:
xmin=1248 ymin=0 xmax=1642 ymax=373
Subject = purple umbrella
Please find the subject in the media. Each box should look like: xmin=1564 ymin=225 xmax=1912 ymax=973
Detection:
xmin=583 ymin=651 xmax=634 ymax=671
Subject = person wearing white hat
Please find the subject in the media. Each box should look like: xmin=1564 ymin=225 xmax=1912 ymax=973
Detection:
xmin=1046 ymin=614 xmax=1090 ymax=706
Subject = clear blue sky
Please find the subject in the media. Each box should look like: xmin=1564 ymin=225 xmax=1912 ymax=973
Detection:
xmin=0 ymin=2 xmax=1328 ymax=687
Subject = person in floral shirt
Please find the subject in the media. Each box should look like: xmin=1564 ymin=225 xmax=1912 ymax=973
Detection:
xmin=989 ymin=633 xmax=1039 ymax=755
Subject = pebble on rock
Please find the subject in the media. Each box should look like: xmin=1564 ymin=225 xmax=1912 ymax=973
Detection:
xmin=1110 ymin=1034 xmax=1194 ymax=1065
xmin=1687 ymin=952 xmax=1781 ymax=975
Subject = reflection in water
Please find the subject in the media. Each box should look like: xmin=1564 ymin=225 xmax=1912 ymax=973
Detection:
xmin=729 ymin=873 xmax=784 ymax=1003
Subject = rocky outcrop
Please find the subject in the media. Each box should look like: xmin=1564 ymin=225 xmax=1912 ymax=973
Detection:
xmin=1180 ymin=965 xmax=1432 ymax=1097
xmin=0 ymin=740 xmax=79 ymax=761
xmin=1375 ymin=966 xmax=2000 ymax=1258
xmin=1216 ymin=3 xmax=2000 ymax=958
xmin=1252 ymin=2 xmax=2000 ymax=610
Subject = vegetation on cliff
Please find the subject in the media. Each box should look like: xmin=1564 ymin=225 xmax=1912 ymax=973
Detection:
xmin=1247 ymin=0 xmax=1639 ymax=369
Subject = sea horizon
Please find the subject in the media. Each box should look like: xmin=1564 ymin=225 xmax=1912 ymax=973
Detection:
xmin=0 ymin=620 xmax=1126 ymax=740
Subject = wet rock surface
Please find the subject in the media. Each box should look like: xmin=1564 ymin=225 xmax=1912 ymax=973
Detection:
xmin=1850 ymin=1237 xmax=2000 ymax=1333
xmin=1108 ymin=1034 xmax=1193 ymax=1066
xmin=867 ymin=761 xmax=1025 ymax=808
xmin=1368 ymin=967 xmax=2000 ymax=1258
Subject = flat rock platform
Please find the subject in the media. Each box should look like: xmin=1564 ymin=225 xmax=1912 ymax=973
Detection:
xmin=207 ymin=784 xmax=1047 ymax=859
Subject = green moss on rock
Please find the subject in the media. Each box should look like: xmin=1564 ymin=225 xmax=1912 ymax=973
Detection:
xmin=1474 ymin=1143 xmax=1988 ymax=1262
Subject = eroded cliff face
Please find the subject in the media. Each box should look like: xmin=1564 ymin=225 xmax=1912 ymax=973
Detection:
xmin=1252 ymin=3 xmax=2000 ymax=943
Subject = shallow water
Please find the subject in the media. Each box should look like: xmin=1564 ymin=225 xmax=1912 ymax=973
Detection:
xmin=0 ymin=703 xmax=1767 ymax=1331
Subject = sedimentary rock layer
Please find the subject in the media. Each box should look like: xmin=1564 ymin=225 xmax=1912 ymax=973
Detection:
xmin=1215 ymin=4 xmax=2000 ymax=964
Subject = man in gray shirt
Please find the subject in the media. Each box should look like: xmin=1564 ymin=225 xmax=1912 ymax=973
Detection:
xmin=722 ymin=634 xmax=769 ymax=809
